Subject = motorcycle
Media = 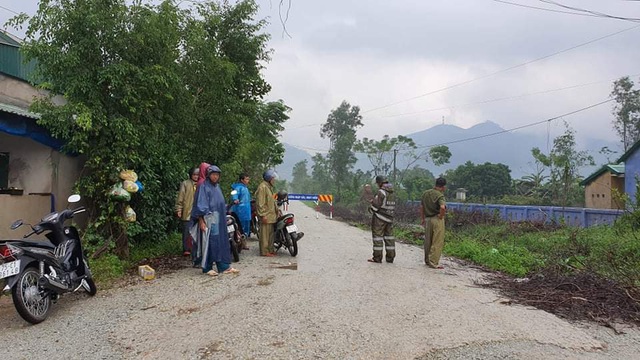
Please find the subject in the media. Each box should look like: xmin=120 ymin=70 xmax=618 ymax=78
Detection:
xmin=273 ymin=191 xmax=304 ymax=257
xmin=0 ymin=194 xmax=96 ymax=324
xmin=227 ymin=190 xmax=244 ymax=263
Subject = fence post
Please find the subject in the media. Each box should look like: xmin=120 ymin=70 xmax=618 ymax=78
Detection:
xmin=315 ymin=201 xmax=319 ymax=219
xmin=581 ymin=209 xmax=587 ymax=227
xmin=330 ymin=201 xmax=333 ymax=220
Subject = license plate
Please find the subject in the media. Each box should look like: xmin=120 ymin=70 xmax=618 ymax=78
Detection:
xmin=227 ymin=225 xmax=235 ymax=233
xmin=0 ymin=260 xmax=20 ymax=279
xmin=286 ymin=224 xmax=298 ymax=233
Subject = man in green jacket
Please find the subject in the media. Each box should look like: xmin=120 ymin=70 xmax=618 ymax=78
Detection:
xmin=255 ymin=169 xmax=279 ymax=257
xmin=368 ymin=175 xmax=396 ymax=263
xmin=421 ymin=177 xmax=447 ymax=269
xmin=175 ymin=167 xmax=199 ymax=255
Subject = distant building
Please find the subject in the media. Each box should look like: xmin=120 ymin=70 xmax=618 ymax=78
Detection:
xmin=580 ymin=164 xmax=625 ymax=209
xmin=580 ymin=139 xmax=640 ymax=209
xmin=0 ymin=30 xmax=83 ymax=239
xmin=455 ymin=188 xmax=467 ymax=201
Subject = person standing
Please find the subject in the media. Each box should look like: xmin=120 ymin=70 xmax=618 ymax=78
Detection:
xmin=192 ymin=165 xmax=239 ymax=276
xmin=368 ymin=176 xmax=396 ymax=263
xmin=421 ymin=177 xmax=447 ymax=269
xmin=175 ymin=167 xmax=199 ymax=256
xmin=231 ymin=173 xmax=252 ymax=249
xmin=255 ymin=169 xmax=278 ymax=257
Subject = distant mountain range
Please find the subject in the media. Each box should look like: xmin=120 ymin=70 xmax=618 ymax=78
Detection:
xmin=276 ymin=121 xmax=622 ymax=181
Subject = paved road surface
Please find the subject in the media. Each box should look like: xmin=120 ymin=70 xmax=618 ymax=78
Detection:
xmin=1 ymin=202 xmax=639 ymax=359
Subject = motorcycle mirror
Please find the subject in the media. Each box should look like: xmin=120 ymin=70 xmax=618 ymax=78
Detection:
xmin=67 ymin=194 xmax=81 ymax=203
xmin=10 ymin=219 xmax=23 ymax=230
xmin=230 ymin=190 xmax=238 ymax=196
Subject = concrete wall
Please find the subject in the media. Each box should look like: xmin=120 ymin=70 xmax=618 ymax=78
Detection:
xmin=0 ymin=73 xmax=64 ymax=108
xmin=0 ymin=132 xmax=84 ymax=239
xmin=626 ymin=150 xmax=640 ymax=206
xmin=584 ymin=172 xmax=625 ymax=210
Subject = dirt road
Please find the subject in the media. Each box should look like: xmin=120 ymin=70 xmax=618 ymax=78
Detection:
xmin=1 ymin=202 xmax=639 ymax=359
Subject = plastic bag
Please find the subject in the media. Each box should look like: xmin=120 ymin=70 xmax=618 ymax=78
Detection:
xmin=119 ymin=169 xmax=138 ymax=182
xmin=135 ymin=180 xmax=144 ymax=193
xmin=125 ymin=205 xmax=137 ymax=222
xmin=123 ymin=180 xmax=139 ymax=193
xmin=109 ymin=183 xmax=131 ymax=202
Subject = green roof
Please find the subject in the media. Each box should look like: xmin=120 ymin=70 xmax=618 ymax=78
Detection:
xmin=580 ymin=163 xmax=625 ymax=186
xmin=0 ymin=31 xmax=21 ymax=47
xmin=0 ymin=31 xmax=35 ymax=82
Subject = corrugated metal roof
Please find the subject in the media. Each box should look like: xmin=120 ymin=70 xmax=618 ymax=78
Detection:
xmin=0 ymin=31 xmax=35 ymax=82
xmin=0 ymin=102 xmax=40 ymax=119
xmin=580 ymin=163 xmax=625 ymax=186
xmin=0 ymin=31 xmax=21 ymax=47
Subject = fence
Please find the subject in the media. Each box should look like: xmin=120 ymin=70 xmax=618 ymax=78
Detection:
xmin=408 ymin=202 xmax=624 ymax=228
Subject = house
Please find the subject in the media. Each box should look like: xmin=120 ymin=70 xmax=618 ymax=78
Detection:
xmin=580 ymin=164 xmax=625 ymax=209
xmin=617 ymin=140 xmax=640 ymax=206
xmin=0 ymin=30 xmax=83 ymax=239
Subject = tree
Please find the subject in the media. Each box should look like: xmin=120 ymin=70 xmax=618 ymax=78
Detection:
xmin=445 ymin=161 xmax=512 ymax=200
xmin=611 ymin=77 xmax=640 ymax=151
xmin=353 ymin=135 xmax=450 ymax=185
xmin=532 ymin=122 xmax=594 ymax=207
xmin=14 ymin=0 xmax=283 ymax=258
xmin=320 ymin=101 xmax=363 ymax=199
xmin=400 ymin=166 xmax=435 ymax=201
xmin=290 ymin=159 xmax=311 ymax=193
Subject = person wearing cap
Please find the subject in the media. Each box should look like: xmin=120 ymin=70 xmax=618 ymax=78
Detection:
xmin=368 ymin=175 xmax=396 ymax=263
xmin=255 ymin=169 xmax=279 ymax=257
xmin=421 ymin=177 xmax=447 ymax=269
xmin=175 ymin=166 xmax=200 ymax=256
xmin=191 ymin=165 xmax=239 ymax=276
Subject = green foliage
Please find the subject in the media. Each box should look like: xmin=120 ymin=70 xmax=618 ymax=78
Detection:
xmin=444 ymin=161 xmax=512 ymax=200
xmin=531 ymin=122 xmax=593 ymax=207
xmin=611 ymin=76 xmax=640 ymax=151
xmin=320 ymin=101 xmax=363 ymax=198
xmin=15 ymin=0 xmax=285 ymax=257
xmin=89 ymin=254 xmax=126 ymax=285
xmin=400 ymin=166 xmax=435 ymax=201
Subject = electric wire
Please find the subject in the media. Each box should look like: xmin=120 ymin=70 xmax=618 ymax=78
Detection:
xmin=361 ymin=24 xmax=640 ymax=115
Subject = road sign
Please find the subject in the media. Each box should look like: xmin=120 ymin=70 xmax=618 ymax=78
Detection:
xmin=287 ymin=193 xmax=319 ymax=201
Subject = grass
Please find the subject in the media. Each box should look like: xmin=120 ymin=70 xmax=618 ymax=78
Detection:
xmin=89 ymin=232 xmax=182 ymax=286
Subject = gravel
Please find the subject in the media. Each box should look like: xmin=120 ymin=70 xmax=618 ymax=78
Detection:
xmin=1 ymin=202 xmax=639 ymax=359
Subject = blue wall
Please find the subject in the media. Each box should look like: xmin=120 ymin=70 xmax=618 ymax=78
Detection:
xmin=625 ymin=149 xmax=640 ymax=206
xmin=409 ymin=202 xmax=623 ymax=228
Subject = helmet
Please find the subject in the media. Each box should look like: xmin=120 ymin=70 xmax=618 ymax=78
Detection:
xmin=277 ymin=190 xmax=288 ymax=201
xmin=263 ymin=169 xmax=278 ymax=182
xmin=375 ymin=175 xmax=387 ymax=184
xmin=206 ymin=165 xmax=221 ymax=176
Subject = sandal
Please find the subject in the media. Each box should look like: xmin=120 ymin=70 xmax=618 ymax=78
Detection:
xmin=367 ymin=258 xmax=381 ymax=263
xmin=205 ymin=270 xmax=218 ymax=276
xmin=223 ymin=268 xmax=240 ymax=274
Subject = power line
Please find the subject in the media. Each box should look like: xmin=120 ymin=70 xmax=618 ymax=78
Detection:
xmin=538 ymin=0 xmax=640 ymax=22
xmin=414 ymin=98 xmax=614 ymax=149
xmin=362 ymin=24 xmax=640 ymax=114
xmin=0 ymin=4 xmax=20 ymax=16
xmin=287 ymin=98 xmax=614 ymax=154
xmin=374 ymin=73 xmax=638 ymax=119
xmin=491 ymin=0 xmax=606 ymax=18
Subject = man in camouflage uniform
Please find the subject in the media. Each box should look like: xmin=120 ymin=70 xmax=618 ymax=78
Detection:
xmin=421 ymin=177 xmax=447 ymax=269
xmin=368 ymin=175 xmax=396 ymax=263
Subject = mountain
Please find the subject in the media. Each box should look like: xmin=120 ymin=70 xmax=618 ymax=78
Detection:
xmin=278 ymin=121 xmax=622 ymax=181
xmin=276 ymin=143 xmax=313 ymax=181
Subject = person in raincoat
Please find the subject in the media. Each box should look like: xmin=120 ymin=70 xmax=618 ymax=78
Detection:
xmin=230 ymin=173 xmax=252 ymax=249
xmin=175 ymin=166 xmax=200 ymax=256
xmin=191 ymin=165 xmax=239 ymax=276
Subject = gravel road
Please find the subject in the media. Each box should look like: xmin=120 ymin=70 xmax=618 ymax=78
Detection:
xmin=1 ymin=202 xmax=639 ymax=359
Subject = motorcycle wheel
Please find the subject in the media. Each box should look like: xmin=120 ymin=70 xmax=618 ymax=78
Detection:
xmin=251 ymin=217 xmax=259 ymax=235
xmin=287 ymin=232 xmax=298 ymax=257
xmin=274 ymin=231 xmax=283 ymax=252
xmin=82 ymin=278 xmax=97 ymax=296
xmin=230 ymin=240 xmax=240 ymax=262
xmin=235 ymin=231 xmax=243 ymax=254
xmin=12 ymin=267 xmax=51 ymax=324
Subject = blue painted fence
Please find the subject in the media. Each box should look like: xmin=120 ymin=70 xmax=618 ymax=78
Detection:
xmin=408 ymin=202 xmax=624 ymax=228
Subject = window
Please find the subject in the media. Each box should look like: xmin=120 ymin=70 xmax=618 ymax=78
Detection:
xmin=0 ymin=152 xmax=8 ymax=189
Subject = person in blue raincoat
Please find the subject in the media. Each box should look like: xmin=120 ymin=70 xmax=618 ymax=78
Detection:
xmin=230 ymin=173 xmax=252 ymax=249
xmin=191 ymin=165 xmax=239 ymax=276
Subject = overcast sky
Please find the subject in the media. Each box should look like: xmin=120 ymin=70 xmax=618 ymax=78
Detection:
xmin=3 ymin=0 xmax=640 ymax=154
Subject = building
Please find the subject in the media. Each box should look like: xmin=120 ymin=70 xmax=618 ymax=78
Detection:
xmin=617 ymin=140 xmax=640 ymax=207
xmin=580 ymin=164 xmax=625 ymax=209
xmin=0 ymin=30 xmax=83 ymax=239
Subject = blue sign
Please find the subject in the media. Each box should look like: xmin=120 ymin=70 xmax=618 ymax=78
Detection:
xmin=288 ymin=193 xmax=319 ymax=201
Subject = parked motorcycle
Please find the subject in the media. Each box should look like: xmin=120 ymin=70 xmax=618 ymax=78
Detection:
xmin=0 ymin=194 xmax=96 ymax=324
xmin=226 ymin=190 xmax=243 ymax=262
xmin=273 ymin=191 xmax=304 ymax=257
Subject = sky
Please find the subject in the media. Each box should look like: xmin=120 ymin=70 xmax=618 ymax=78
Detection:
xmin=2 ymin=0 xmax=640 ymax=155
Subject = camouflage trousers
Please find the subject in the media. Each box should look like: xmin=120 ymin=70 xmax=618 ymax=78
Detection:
xmin=371 ymin=215 xmax=395 ymax=263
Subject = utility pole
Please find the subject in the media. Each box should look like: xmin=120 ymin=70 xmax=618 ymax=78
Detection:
xmin=393 ymin=149 xmax=398 ymax=185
